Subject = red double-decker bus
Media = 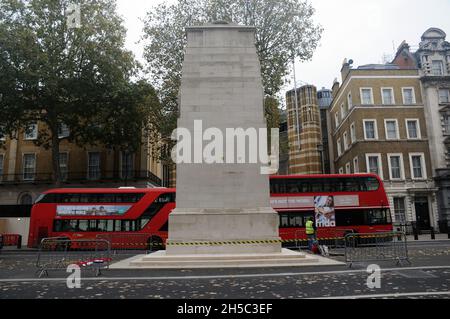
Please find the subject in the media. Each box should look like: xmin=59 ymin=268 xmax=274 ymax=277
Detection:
xmin=28 ymin=174 xmax=392 ymax=248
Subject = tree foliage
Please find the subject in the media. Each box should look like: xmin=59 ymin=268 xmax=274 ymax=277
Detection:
xmin=142 ymin=0 xmax=323 ymax=139
xmin=0 ymin=0 xmax=156 ymax=183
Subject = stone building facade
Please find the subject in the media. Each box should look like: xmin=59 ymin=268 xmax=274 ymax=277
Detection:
xmin=286 ymin=85 xmax=323 ymax=175
xmin=317 ymin=88 xmax=333 ymax=174
xmin=330 ymin=60 xmax=439 ymax=232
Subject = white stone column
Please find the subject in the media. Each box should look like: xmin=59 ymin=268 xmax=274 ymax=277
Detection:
xmin=167 ymin=23 xmax=281 ymax=255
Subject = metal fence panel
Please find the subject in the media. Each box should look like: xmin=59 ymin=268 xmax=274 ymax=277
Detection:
xmin=36 ymin=238 xmax=111 ymax=278
xmin=344 ymin=232 xmax=410 ymax=267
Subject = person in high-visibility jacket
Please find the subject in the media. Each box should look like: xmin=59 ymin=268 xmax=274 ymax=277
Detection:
xmin=305 ymin=217 xmax=317 ymax=251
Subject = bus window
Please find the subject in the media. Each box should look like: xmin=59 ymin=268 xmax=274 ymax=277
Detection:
xmin=366 ymin=209 xmax=389 ymax=225
xmin=336 ymin=210 xmax=365 ymax=226
xmin=286 ymin=179 xmax=301 ymax=193
xmin=97 ymin=220 xmax=108 ymax=232
xmin=78 ymin=220 xmax=89 ymax=232
xmin=280 ymin=215 xmax=289 ymax=228
xmin=106 ymin=220 xmax=114 ymax=232
xmin=345 ymin=178 xmax=360 ymax=192
xmin=364 ymin=178 xmax=380 ymax=191
xmin=114 ymin=220 xmax=121 ymax=232
xmin=121 ymin=220 xmax=131 ymax=232
xmin=310 ymin=180 xmax=323 ymax=193
xmin=270 ymin=179 xmax=286 ymax=194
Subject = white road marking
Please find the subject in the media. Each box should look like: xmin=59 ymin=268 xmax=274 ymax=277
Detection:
xmin=0 ymin=265 xmax=449 ymax=283
xmin=314 ymin=291 xmax=450 ymax=299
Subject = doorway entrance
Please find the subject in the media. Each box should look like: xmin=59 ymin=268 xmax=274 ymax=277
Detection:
xmin=414 ymin=197 xmax=431 ymax=230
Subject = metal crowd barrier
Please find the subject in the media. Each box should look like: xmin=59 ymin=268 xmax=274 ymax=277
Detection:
xmin=36 ymin=238 xmax=111 ymax=278
xmin=96 ymin=233 xmax=164 ymax=254
xmin=344 ymin=231 xmax=410 ymax=268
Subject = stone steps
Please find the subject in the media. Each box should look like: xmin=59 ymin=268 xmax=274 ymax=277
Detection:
xmin=107 ymin=249 xmax=346 ymax=269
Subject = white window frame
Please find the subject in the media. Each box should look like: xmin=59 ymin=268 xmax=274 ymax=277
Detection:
xmin=353 ymin=156 xmax=359 ymax=173
xmin=58 ymin=123 xmax=70 ymax=139
xmin=87 ymin=152 xmax=101 ymax=180
xmin=402 ymin=87 xmax=416 ymax=105
xmin=363 ymin=119 xmax=378 ymax=140
xmin=439 ymin=88 xmax=450 ymax=104
xmin=24 ymin=123 xmax=38 ymax=141
xmin=360 ymin=87 xmax=374 ymax=105
xmin=381 ymin=87 xmax=395 ymax=105
xmin=22 ymin=153 xmax=36 ymax=181
xmin=387 ymin=153 xmax=405 ymax=180
xmin=405 ymin=119 xmax=421 ymax=140
xmin=343 ymin=131 xmax=349 ymax=151
xmin=365 ymin=153 xmax=383 ymax=179
xmin=345 ymin=162 xmax=351 ymax=174
xmin=59 ymin=152 xmax=69 ymax=181
xmin=350 ymin=122 xmax=356 ymax=144
xmin=0 ymin=126 xmax=5 ymax=141
xmin=409 ymin=152 xmax=427 ymax=180
xmin=337 ymin=138 xmax=342 ymax=157
xmin=384 ymin=119 xmax=399 ymax=140
xmin=340 ymin=103 xmax=346 ymax=121
xmin=334 ymin=112 xmax=339 ymax=128
xmin=431 ymin=60 xmax=444 ymax=76
xmin=339 ymin=167 xmax=344 ymax=174
xmin=120 ymin=151 xmax=135 ymax=179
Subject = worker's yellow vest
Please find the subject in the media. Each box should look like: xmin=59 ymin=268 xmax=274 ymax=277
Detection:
xmin=305 ymin=220 xmax=315 ymax=235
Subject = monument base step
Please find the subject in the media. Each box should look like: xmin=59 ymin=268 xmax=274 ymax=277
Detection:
xmin=109 ymin=249 xmax=344 ymax=269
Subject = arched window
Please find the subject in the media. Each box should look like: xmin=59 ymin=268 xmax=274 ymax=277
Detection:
xmin=19 ymin=193 xmax=33 ymax=205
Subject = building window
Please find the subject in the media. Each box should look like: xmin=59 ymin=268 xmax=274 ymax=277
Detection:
xmin=366 ymin=154 xmax=383 ymax=179
xmin=431 ymin=60 xmax=444 ymax=76
xmin=19 ymin=193 xmax=33 ymax=205
xmin=345 ymin=162 xmax=351 ymax=174
xmin=360 ymin=88 xmax=374 ymax=105
xmin=353 ymin=156 xmax=359 ymax=173
xmin=0 ymin=126 xmax=5 ymax=141
xmin=24 ymin=123 xmax=38 ymax=140
xmin=59 ymin=152 xmax=68 ymax=181
xmin=385 ymin=119 xmax=399 ymax=140
xmin=402 ymin=88 xmax=416 ymax=105
xmin=409 ymin=153 xmax=426 ymax=180
xmin=335 ymin=112 xmax=339 ymax=128
xmin=58 ymin=123 xmax=70 ymax=139
xmin=121 ymin=151 xmax=134 ymax=179
xmin=88 ymin=152 xmax=101 ymax=180
xmin=363 ymin=120 xmax=378 ymax=140
xmin=393 ymin=198 xmax=406 ymax=224
xmin=343 ymin=132 xmax=349 ymax=151
xmin=406 ymin=119 xmax=421 ymax=139
xmin=340 ymin=103 xmax=346 ymax=120
xmin=439 ymin=89 xmax=450 ymax=104
xmin=350 ymin=123 xmax=356 ymax=144
xmin=382 ymin=88 xmax=395 ymax=105
xmin=339 ymin=167 xmax=344 ymax=174
xmin=23 ymin=154 xmax=36 ymax=181
xmin=348 ymin=93 xmax=353 ymax=109
xmin=0 ymin=154 xmax=4 ymax=180
xmin=337 ymin=138 xmax=342 ymax=157
xmin=444 ymin=114 xmax=450 ymax=135
xmin=388 ymin=154 xmax=404 ymax=180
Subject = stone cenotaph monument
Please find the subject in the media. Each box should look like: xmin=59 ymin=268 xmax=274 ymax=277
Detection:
xmin=167 ymin=22 xmax=280 ymax=255
xmin=119 ymin=22 xmax=338 ymax=268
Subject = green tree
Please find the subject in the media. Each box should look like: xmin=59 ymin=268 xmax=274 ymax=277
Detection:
xmin=142 ymin=0 xmax=322 ymax=139
xmin=0 ymin=0 xmax=146 ymax=185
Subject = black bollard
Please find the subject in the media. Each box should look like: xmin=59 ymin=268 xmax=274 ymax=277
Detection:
xmin=17 ymin=235 xmax=22 ymax=249
xmin=413 ymin=227 xmax=419 ymax=241
xmin=430 ymin=228 xmax=435 ymax=240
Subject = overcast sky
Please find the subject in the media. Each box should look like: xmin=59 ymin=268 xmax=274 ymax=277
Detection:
xmin=116 ymin=0 xmax=450 ymax=93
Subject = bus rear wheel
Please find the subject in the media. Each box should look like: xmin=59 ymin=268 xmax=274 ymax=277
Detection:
xmin=147 ymin=236 xmax=163 ymax=251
